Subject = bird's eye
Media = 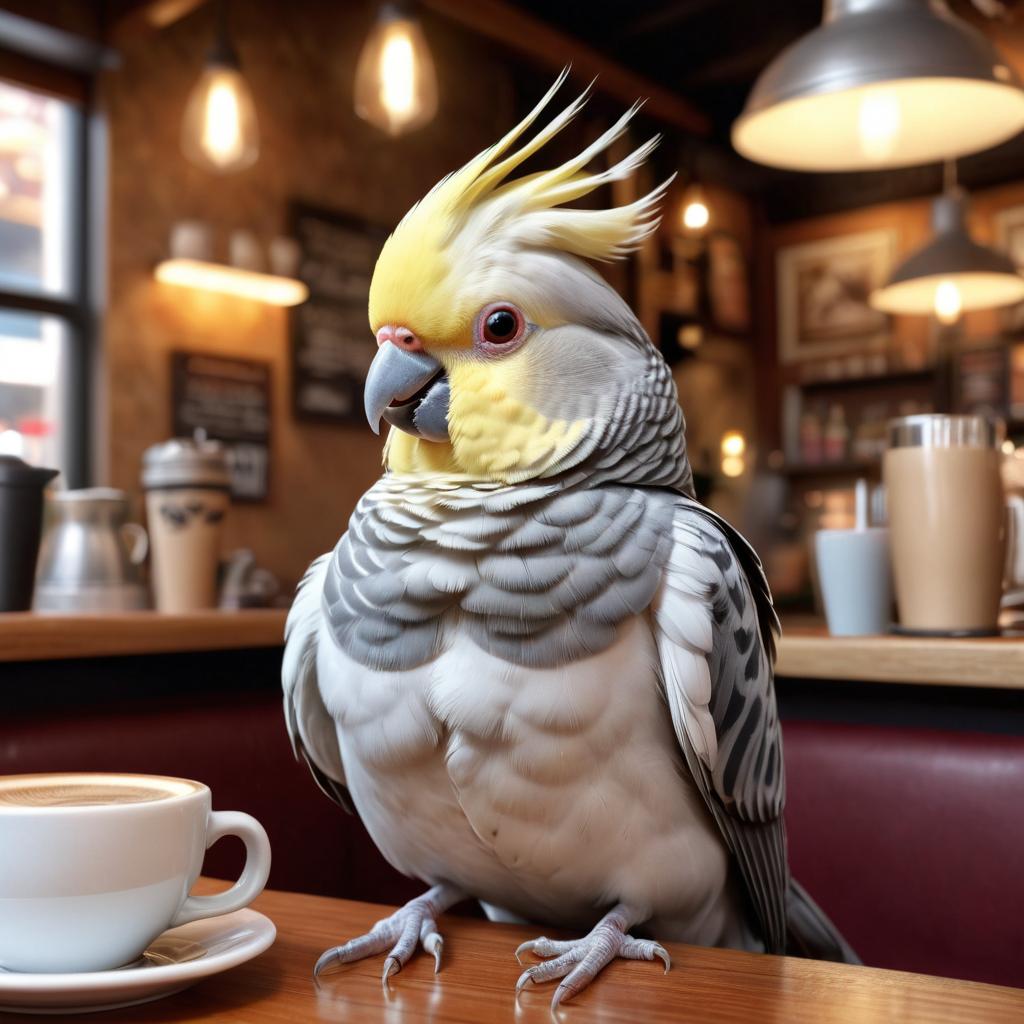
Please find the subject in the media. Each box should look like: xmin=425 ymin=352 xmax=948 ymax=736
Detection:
xmin=484 ymin=309 xmax=518 ymax=342
xmin=476 ymin=303 xmax=526 ymax=352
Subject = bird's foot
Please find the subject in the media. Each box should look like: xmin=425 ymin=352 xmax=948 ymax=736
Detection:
xmin=314 ymin=883 xmax=463 ymax=987
xmin=515 ymin=905 xmax=670 ymax=1012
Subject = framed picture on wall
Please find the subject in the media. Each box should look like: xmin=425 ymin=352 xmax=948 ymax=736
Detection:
xmin=1011 ymin=344 xmax=1024 ymax=420
xmin=706 ymin=231 xmax=751 ymax=335
xmin=776 ymin=230 xmax=895 ymax=364
xmin=995 ymin=204 xmax=1024 ymax=335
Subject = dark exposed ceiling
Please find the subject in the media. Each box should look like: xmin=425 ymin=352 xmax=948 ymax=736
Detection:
xmin=509 ymin=0 xmax=823 ymax=145
xmin=508 ymin=0 xmax=1024 ymax=220
xmin=99 ymin=0 xmax=1024 ymax=220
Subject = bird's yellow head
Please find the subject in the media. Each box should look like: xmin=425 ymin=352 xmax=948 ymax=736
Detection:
xmin=364 ymin=71 xmax=683 ymax=487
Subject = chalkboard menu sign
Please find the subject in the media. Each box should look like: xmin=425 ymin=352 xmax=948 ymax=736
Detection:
xmin=171 ymin=352 xmax=272 ymax=502
xmin=290 ymin=203 xmax=389 ymax=423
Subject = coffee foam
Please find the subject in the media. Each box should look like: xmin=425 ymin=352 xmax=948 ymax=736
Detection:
xmin=0 ymin=774 xmax=201 ymax=809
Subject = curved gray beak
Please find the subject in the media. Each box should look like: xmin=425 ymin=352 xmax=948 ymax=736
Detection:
xmin=363 ymin=343 xmax=450 ymax=442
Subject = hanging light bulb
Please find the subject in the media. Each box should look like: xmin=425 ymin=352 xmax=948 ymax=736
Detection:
xmin=934 ymin=279 xmax=963 ymax=324
xmin=857 ymin=88 xmax=901 ymax=164
xmin=354 ymin=2 xmax=438 ymax=137
xmin=681 ymin=184 xmax=710 ymax=232
xmin=181 ymin=2 xmax=259 ymax=174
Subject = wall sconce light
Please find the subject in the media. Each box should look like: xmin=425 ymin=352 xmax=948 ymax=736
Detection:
xmin=720 ymin=430 xmax=746 ymax=478
xmin=155 ymin=259 xmax=308 ymax=306
xmin=155 ymin=222 xmax=308 ymax=306
xmin=181 ymin=0 xmax=260 ymax=173
xmin=354 ymin=2 xmax=438 ymax=136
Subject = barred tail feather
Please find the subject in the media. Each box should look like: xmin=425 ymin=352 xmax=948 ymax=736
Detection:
xmin=786 ymin=878 xmax=861 ymax=965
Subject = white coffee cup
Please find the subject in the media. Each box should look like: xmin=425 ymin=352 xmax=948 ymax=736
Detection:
xmin=815 ymin=527 xmax=893 ymax=636
xmin=0 ymin=773 xmax=271 ymax=974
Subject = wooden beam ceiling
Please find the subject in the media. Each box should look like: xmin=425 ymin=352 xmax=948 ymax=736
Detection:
xmin=421 ymin=0 xmax=711 ymax=135
xmin=106 ymin=0 xmax=711 ymax=135
xmin=108 ymin=0 xmax=209 ymax=38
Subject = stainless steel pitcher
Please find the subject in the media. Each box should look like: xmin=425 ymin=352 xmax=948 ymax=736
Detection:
xmin=34 ymin=488 xmax=149 ymax=612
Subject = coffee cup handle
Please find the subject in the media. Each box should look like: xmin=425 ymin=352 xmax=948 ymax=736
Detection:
xmin=170 ymin=810 xmax=272 ymax=927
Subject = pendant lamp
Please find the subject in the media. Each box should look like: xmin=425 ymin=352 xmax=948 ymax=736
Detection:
xmin=870 ymin=187 xmax=1024 ymax=319
xmin=354 ymin=2 xmax=438 ymax=137
xmin=181 ymin=1 xmax=260 ymax=173
xmin=732 ymin=0 xmax=1024 ymax=172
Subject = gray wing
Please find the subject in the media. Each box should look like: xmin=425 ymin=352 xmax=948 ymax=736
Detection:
xmin=282 ymin=553 xmax=352 ymax=812
xmin=651 ymin=496 xmax=786 ymax=953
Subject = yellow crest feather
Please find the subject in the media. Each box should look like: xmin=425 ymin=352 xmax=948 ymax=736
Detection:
xmin=368 ymin=70 xmax=671 ymax=347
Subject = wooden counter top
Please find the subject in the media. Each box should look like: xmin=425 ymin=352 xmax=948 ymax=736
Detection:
xmin=776 ymin=626 xmax=1024 ymax=689
xmin=2 ymin=609 xmax=1022 ymax=690
xmin=0 ymin=609 xmax=288 ymax=662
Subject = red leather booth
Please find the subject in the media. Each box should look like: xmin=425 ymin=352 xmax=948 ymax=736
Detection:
xmin=783 ymin=719 xmax=1024 ymax=988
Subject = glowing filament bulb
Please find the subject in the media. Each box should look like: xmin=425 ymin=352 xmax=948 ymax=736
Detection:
xmin=181 ymin=60 xmax=260 ymax=173
xmin=683 ymin=200 xmax=709 ymax=230
xmin=354 ymin=7 xmax=438 ymax=137
xmin=720 ymin=430 xmax=746 ymax=477
xmin=681 ymin=184 xmax=710 ymax=232
xmin=934 ymin=279 xmax=963 ymax=324
xmin=858 ymin=90 xmax=901 ymax=163
xmin=203 ymin=77 xmax=242 ymax=165
xmin=721 ymin=431 xmax=746 ymax=458
xmin=380 ymin=29 xmax=416 ymax=117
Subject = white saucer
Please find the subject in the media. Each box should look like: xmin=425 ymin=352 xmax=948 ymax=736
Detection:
xmin=0 ymin=908 xmax=275 ymax=1015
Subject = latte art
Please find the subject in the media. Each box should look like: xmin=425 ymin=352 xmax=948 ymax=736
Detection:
xmin=0 ymin=783 xmax=174 ymax=807
xmin=0 ymin=774 xmax=202 ymax=809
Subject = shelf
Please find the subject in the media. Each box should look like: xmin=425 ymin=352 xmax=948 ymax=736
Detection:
xmin=0 ymin=609 xmax=288 ymax=662
xmin=775 ymin=459 xmax=880 ymax=479
xmin=795 ymin=368 xmax=936 ymax=393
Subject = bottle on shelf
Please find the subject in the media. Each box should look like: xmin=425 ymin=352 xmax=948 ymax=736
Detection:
xmin=824 ymin=404 xmax=850 ymax=463
xmin=800 ymin=405 xmax=824 ymax=465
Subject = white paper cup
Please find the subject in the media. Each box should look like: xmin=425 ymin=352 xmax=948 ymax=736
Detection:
xmin=815 ymin=527 xmax=892 ymax=636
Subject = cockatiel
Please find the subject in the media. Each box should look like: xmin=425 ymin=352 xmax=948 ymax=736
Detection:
xmin=283 ymin=72 xmax=857 ymax=1010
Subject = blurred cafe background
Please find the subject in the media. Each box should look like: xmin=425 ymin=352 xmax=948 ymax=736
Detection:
xmin=3 ymin=0 xmax=1024 ymax=996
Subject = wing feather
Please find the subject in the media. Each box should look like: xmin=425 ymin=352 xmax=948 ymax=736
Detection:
xmin=282 ymin=553 xmax=352 ymax=812
xmin=651 ymin=497 xmax=786 ymax=953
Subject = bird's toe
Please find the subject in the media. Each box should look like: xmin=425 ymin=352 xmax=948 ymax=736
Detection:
xmin=314 ymin=885 xmax=460 ymax=986
xmin=511 ymin=906 xmax=672 ymax=1010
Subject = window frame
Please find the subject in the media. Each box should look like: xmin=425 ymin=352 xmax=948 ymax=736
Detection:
xmin=0 ymin=12 xmax=113 ymax=488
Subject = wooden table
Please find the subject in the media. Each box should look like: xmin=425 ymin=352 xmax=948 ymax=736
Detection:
xmin=8 ymin=881 xmax=1022 ymax=1023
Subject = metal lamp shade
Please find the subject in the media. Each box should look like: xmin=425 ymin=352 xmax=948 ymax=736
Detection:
xmin=732 ymin=0 xmax=1024 ymax=172
xmin=871 ymin=191 xmax=1024 ymax=314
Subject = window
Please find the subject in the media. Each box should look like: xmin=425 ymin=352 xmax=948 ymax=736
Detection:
xmin=0 ymin=76 xmax=88 ymax=483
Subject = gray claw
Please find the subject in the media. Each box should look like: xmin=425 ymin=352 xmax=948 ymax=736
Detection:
xmin=654 ymin=944 xmax=671 ymax=973
xmin=424 ymin=933 xmax=443 ymax=974
xmin=551 ymin=980 xmax=572 ymax=1013
xmin=313 ymin=947 xmax=339 ymax=979
xmin=515 ymin=939 xmax=537 ymax=966
xmin=381 ymin=956 xmax=399 ymax=988
xmin=515 ymin=969 xmax=535 ymax=995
